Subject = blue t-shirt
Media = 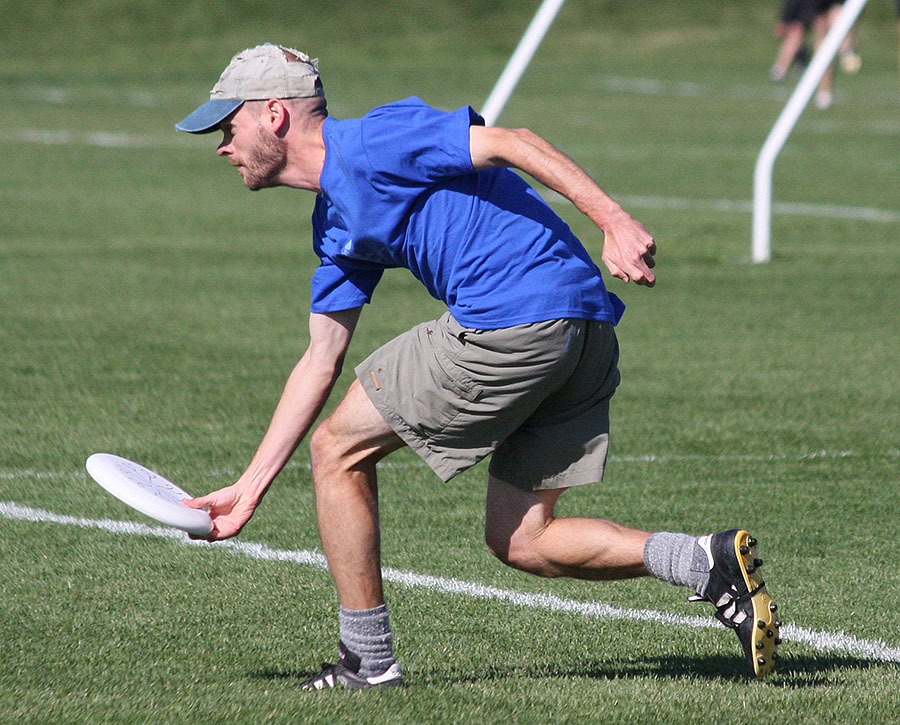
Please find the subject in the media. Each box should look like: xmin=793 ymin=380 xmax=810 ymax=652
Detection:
xmin=310 ymin=97 xmax=624 ymax=329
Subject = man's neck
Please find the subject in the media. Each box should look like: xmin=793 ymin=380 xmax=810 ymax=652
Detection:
xmin=278 ymin=116 xmax=327 ymax=193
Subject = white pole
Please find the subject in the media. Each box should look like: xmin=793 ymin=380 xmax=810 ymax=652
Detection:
xmin=752 ymin=0 xmax=869 ymax=263
xmin=480 ymin=0 xmax=567 ymax=126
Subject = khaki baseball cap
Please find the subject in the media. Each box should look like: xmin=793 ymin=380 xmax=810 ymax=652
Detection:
xmin=176 ymin=44 xmax=324 ymax=134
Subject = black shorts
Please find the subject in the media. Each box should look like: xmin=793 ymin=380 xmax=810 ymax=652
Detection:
xmin=780 ymin=0 xmax=841 ymax=26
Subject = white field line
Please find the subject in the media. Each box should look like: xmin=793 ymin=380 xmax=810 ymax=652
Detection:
xmin=21 ymin=77 xmax=900 ymax=110
xmin=2 ymin=448 xmax=892 ymax=483
xmin=10 ymin=126 xmax=900 ymax=225
xmin=2 ymin=500 xmax=900 ymax=665
xmin=541 ymin=189 xmax=900 ymax=225
xmin=13 ymin=128 xmax=191 ymax=149
xmin=617 ymin=194 xmax=900 ymax=225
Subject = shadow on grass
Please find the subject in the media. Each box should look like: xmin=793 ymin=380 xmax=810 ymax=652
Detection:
xmin=428 ymin=653 xmax=879 ymax=687
xmin=248 ymin=653 xmax=880 ymax=688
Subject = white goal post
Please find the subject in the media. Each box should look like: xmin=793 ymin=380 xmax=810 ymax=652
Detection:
xmin=752 ymin=0 xmax=870 ymax=263
xmin=480 ymin=0 xmax=567 ymax=126
xmin=482 ymin=0 xmax=870 ymax=264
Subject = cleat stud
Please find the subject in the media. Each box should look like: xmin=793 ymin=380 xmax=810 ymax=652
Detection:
xmin=756 ymin=641 xmax=764 ymax=650
xmin=769 ymin=602 xmax=778 ymax=612
xmin=775 ymin=620 xmax=782 ymax=628
xmin=772 ymin=653 xmax=779 ymax=660
xmin=748 ymin=537 xmax=758 ymax=548
xmin=746 ymin=565 xmax=756 ymax=574
xmin=775 ymin=638 xmax=782 ymax=645
xmin=740 ymin=545 xmax=750 ymax=555
xmin=757 ymin=620 xmax=767 ymax=630
xmin=767 ymin=630 xmax=774 ymax=638
xmin=754 ymin=558 xmax=763 ymax=567
xmin=757 ymin=657 xmax=766 ymax=666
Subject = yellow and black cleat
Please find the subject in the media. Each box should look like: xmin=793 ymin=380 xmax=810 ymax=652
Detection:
xmin=692 ymin=529 xmax=781 ymax=677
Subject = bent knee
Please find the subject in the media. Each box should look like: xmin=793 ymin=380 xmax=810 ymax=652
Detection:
xmin=485 ymin=528 xmax=552 ymax=576
xmin=309 ymin=419 xmax=344 ymax=475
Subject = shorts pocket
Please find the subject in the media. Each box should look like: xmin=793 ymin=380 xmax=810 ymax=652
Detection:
xmin=432 ymin=347 xmax=480 ymax=403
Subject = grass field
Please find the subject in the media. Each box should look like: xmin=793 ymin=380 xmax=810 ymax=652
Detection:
xmin=2 ymin=0 xmax=899 ymax=722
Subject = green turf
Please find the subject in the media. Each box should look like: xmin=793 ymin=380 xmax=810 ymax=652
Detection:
xmin=2 ymin=0 xmax=899 ymax=722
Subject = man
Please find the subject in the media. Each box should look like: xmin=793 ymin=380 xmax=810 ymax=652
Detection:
xmin=176 ymin=44 xmax=781 ymax=689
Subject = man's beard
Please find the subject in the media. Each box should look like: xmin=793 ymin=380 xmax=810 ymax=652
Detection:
xmin=242 ymin=125 xmax=287 ymax=190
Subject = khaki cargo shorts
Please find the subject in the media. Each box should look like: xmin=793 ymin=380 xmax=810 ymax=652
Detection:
xmin=356 ymin=311 xmax=620 ymax=491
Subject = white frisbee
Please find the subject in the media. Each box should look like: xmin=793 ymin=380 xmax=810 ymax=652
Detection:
xmin=85 ymin=453 xmax=213 ymax=536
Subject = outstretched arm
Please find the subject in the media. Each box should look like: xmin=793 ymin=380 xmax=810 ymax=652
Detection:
xmin=185 ymin=307 xmax=362 ymax=540
xmin=469 ymin=125 xmax=656 ymax=287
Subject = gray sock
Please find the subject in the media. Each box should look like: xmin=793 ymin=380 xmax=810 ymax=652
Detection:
xmin=338 ymin=604 xmax=396 ymax=678
xmin=643 ymin=532 xmax=713 ymax=597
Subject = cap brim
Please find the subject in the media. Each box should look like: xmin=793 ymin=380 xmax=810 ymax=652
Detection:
xmin=175 ymin=99 xmax=244 ymax=134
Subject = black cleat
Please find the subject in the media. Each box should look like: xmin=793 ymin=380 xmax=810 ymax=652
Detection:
xmin=691 ymin=529 xmax=781 ymax=677
xmin=295 ymin=643 xmax=403 ymax=691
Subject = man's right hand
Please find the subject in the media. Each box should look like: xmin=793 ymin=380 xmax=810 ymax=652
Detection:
xmin=183 ymin=484 xmax=260 ymax=541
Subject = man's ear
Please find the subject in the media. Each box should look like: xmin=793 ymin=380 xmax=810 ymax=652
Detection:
xmin=264 ymin=98 xmax=288 ymax=133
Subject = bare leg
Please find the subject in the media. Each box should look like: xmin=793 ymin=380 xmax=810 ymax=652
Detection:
xmin=309 ymin=379 xmax=405 ymax=610
xmin=484 ymin=475 xmax=650 ymax=580
xmin=772 ymin=22 xmax=807 ymax=80
xmin=813 ymin=6 xmax=842 ymax=107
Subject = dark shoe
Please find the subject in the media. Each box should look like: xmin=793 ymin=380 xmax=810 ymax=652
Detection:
xmin=692 ymin=529 xmax=781 ymax=676
xmin=296 ymin=643 xmax=403 ymax=690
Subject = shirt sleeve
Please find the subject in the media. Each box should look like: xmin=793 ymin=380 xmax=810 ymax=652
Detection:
xmin=361 ymin=99 xmax=484 ymax=188
xmin=309 ymin=256 xmax=383 ymax=313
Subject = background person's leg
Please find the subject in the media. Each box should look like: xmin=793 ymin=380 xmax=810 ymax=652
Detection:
xmin=772 ymin=21 xmax=809 ymax=80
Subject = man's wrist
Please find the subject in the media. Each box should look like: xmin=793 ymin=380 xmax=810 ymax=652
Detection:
xmin=595 ymin=202 xmax=629 ymax=233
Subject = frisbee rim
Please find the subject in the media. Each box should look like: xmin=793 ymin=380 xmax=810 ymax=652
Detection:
xmin=85 ymin=453 xmax=213 ymax=536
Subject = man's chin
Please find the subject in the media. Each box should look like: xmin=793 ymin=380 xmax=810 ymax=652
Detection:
xmin=242 ymin=177 xmax=267 ymax=191
xmin=241 ymin=173 xmax=278 ymax=191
